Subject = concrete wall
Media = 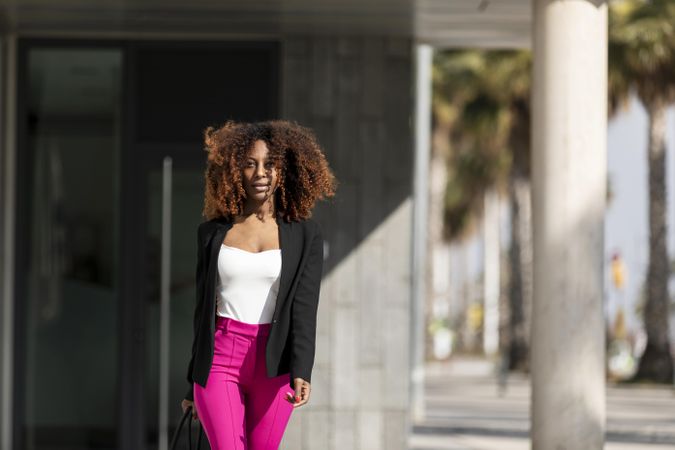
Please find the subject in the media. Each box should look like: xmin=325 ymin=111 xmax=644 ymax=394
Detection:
xmin=279 ymin=36 xmax=414 ymax=450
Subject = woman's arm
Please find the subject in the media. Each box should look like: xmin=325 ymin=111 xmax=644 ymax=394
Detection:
xmin=184 ymin=223 xmax=206 ymax=401
xmin=289 ymin=221 xmax=324 ymax=385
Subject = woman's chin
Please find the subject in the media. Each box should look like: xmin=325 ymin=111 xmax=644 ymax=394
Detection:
xmin=248 ymin=192 xmax=269 ymax=201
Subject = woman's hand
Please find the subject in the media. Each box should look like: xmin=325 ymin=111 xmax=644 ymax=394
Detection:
xmin=181 ymin=399 xmax=199 ymax=420
xmin=285 ymin=378 xmax=311 ymax=408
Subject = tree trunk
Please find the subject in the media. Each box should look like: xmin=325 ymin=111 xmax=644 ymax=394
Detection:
xmin=634 ymin=100 xmax=674 ymax=383
xmin=507 ymin=175 xmax=532 ymax=372
xmin=483 ymin=189 xmax=501 ymax=356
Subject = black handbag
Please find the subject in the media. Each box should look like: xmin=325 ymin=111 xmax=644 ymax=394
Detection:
xmin=170 ymin=406 xmax=204 ymax=450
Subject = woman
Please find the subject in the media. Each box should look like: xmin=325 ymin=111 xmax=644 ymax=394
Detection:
xmin=180 ymin=119 xmax=336 ymax=450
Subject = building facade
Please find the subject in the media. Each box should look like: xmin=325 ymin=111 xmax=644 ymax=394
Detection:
xmin=1 ymin=1 xmax=611 ymax=450
xmin=0 ymin=3 xmax=420 ymax=449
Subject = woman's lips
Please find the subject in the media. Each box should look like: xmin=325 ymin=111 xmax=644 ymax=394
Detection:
xmin=253 ymin=184 xmax=270 ymax=192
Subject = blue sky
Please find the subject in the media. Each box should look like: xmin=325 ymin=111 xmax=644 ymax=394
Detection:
xmin=605 ymin=95 xmax=675 ymax=332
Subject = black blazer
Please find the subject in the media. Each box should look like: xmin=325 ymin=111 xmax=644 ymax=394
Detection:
xmin=184 ymin=212 xmax=324 ymax=401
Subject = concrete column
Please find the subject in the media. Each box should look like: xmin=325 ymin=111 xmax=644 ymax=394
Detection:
xmin=411 ymin=43 xmax=432 ymax=422
xmin=531 ymin=1 xmax=608 ymax=449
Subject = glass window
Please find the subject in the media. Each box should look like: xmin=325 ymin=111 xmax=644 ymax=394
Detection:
xmin=22 ymin=48 xmax=122 ymax=449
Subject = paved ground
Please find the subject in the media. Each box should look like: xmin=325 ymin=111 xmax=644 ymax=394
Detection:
xmin=408 ymin=356 xmax=675 ymax=450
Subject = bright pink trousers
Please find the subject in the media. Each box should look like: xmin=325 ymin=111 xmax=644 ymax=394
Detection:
xmin=193 ymin=316 xmax=294 ymax=450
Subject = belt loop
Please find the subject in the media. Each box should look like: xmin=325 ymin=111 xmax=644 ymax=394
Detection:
xmin=215 ymin=316 xmax=228 ymax=333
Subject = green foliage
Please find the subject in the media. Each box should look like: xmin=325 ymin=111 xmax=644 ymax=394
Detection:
xmin=433 ymin=49 xmax=531 ymax=240
xmin=443 ymin=138 xmax=511 ymax=241
xmin=609 ymin=0 xmax=675 ymax=110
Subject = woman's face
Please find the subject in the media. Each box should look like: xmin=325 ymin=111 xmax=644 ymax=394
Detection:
xmin=242 ymin=139 xmax=279 ymax=203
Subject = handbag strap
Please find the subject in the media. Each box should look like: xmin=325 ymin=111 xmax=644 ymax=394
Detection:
xmin=169 ymin=406 xmax=204 ymax=450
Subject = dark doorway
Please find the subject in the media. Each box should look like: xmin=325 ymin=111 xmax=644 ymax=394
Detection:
xmin=15 ymin=39 xmax=279 ymax=450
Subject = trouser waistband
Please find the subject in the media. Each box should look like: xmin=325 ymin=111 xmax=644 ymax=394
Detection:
xmin=215 ymin=315 xmax=271 ymax=337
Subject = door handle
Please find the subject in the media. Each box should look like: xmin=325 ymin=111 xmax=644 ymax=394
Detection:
xmin=158 ymin=156 xmax=173 ymax=450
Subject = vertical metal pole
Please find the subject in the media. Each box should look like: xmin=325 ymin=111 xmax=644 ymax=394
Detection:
xmin=410 ymin=43 xmax=432 ymax=423
xmin=158 ymin=156 xmax=173 ymax=450
xmin=1 ymin=33 xmax=17 ymax=450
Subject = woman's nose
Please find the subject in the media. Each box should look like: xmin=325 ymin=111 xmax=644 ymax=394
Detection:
xmin=255 ymin=163 xmax=266 ymax=178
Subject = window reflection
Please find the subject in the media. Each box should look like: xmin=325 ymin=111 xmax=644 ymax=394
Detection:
xmin=24 ymin=48 xmax=122 ymax=450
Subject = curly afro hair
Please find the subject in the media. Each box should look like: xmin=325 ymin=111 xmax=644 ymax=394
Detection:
xmin=202 ymin=119 xmax=337 ymax=222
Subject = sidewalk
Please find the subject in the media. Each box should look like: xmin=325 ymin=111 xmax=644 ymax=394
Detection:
xmin=408 ymin=356 xmax=675 ymax=450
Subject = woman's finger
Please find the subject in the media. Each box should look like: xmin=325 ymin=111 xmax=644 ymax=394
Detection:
xmin=293 ymin=386 xmax=310 ymax=408
xmin=190 ymin=405 xmax=199 ymax=420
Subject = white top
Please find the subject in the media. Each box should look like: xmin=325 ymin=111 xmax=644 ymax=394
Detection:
xmin=215 ymin=244 xmax=282 ymax=324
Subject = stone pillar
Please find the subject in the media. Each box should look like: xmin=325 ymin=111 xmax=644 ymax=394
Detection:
xmin=411 ymin=43 xmax=432 ymax=422
xmin=530 ymin=1 xmax=608 ymax=449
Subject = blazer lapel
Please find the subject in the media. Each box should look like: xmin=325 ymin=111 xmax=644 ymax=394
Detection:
xmin=205 ymin=220 xmax=231 ymax=325
xmin=208 ymin=219 xmax=231 ymax=266
xmin=273 ymin=215 xmax=301 ymax=321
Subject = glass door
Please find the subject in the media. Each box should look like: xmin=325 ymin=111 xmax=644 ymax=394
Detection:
xmin=129 ymin=42 xmax=279 ymax=450
xmin=16 ymin=39 xmax=279 ymax=450
xmin=140 ymin=155 xmax=206 ymax=450
xmin=16 ymin=44 xmax=123 ymax=450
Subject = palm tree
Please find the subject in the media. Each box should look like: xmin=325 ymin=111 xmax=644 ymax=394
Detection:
xmin=609 ymin=0 xmax=675 ymax=383
xmin=433 ymin=51 xmax=504 ymax=242
xmin=433 ymin=50 xmax=533 ymax=370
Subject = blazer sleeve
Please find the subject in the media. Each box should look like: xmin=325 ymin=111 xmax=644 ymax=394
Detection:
xmin=184 ymin=223 xmax=205 ymax=401
xmin=289 ymin=221 xmax=324 ymax=385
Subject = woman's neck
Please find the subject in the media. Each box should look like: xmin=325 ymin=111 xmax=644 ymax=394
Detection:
xmin=239 ymin=201 xmax=276 ymax=222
